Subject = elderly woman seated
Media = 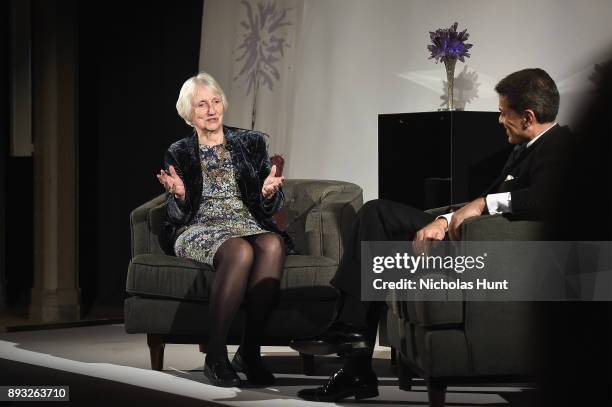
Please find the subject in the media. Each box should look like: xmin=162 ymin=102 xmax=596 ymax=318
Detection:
xmin=156 ymin=71 xmax=292 ymax=387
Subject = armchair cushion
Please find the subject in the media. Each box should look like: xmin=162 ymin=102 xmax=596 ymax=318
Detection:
xmin=126 ymin=253 xmax=339 ymax=302
xmin=126 ymin=254 xmax=213 ymax=301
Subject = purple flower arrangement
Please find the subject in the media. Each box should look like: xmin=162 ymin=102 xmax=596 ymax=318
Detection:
xmin=427 ymin=22 xmax=473 ymax=64
xmin=427 ymin=22 xmax=473 ymax=110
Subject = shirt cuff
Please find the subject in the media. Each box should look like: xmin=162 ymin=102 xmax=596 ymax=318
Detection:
xmin=435 ymin=212 xmax=454 ymax=232
xmin=485 ymin=192 xmax=512 ymax=214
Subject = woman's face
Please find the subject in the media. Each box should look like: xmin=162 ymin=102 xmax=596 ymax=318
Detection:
xmin=191 ymin=85 xmax=224 ymax=133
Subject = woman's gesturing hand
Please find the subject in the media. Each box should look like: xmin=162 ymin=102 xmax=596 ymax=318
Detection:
xmin=262 ymin=164 xmax=284 ymax=200
xmin=157 ymin=165 xmax=186 ymax=201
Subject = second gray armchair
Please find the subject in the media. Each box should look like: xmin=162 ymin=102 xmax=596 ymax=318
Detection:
xmin=386 ymin=209 xmax=546 ymax=407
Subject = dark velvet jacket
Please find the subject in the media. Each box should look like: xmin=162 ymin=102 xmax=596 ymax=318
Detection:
xmin=159 ymin=125 xmax=294 ymax=255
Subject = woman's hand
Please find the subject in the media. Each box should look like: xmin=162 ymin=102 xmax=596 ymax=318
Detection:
xmin=157 ymin=165 xmax=186 ymax=201
xmin=262 ymin=164 xmax=284 ymax=200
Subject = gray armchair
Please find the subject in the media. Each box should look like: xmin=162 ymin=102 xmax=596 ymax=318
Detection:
xmin=386 ymin=209 xmax=545 ymax=407
xmin=125 ymin=179 xmax=363 ymax=374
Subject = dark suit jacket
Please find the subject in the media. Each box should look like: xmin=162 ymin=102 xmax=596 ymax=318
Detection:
xmin=481 ymin=123 xmax=573 ymax=219
xmin=159 ymin=125 xmax=294 ymax=255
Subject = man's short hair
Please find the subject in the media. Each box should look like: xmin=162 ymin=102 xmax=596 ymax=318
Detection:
xmin=495 ymin=68 xmax=560 ymax=123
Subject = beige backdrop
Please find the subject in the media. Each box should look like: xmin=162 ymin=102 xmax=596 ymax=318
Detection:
xmin=201 ymin=0 xmax=612 ymax=201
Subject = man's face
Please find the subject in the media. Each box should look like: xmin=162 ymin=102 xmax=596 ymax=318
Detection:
xmin=498 ymin=96 xmax=528 ymax=145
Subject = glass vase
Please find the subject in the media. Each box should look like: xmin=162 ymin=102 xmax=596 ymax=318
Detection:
xmin=444 ymin=58 xmax=457 ymax=111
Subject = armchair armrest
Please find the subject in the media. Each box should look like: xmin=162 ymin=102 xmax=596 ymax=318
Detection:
xmin=130 ymin=193 xmax=166 ymax=257
xmin=302 ymin=187 xmax=363 ymax=262
xmin=461 ymin=214 xmax=547 ymax=241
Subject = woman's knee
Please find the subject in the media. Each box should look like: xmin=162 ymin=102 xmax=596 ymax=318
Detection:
xmin=254 ymin=233 xmax=285 ymax=258
xmin=215 ymin=238 xmax=254 ymax=268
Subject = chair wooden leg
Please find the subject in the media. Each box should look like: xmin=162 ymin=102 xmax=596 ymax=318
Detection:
xmin=300 ymin=353 xmax=315 ymax=376
xmin=147 ymin=334 xmax=165 ymax=371
xmin=198 ymin=343 xmax=206 ymax=353
xmin=397 ymin=359 xmax=414 ymax=391
xmin=389 ymin=348 xmax=398 ymax=375
xmin=427 ymin=379 xmax=447 ymax=407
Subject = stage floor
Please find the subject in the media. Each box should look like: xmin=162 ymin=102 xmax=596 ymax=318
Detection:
xmin=0 ymin=324 xmax=534 ymax=406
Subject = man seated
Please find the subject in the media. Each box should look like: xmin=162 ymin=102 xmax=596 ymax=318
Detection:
xmin=290 ymin=68 xmax=573 ymax=402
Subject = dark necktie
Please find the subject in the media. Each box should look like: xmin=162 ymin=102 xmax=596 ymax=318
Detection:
xmin=500 ymin=142 xmax=527 ymax=176
xmin=481 ymin=142 xmax=528 ymax=196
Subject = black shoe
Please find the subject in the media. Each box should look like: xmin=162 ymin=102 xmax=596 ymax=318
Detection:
xmin=297 ymin=368 xmax=379 ymax=402
xmin=231 ymin=348 xmax=275 ymax=386
xmin=289 ymin=321 xmax=369 ymax=355
xmin=203 ymin=356 xmax=241 ymax=387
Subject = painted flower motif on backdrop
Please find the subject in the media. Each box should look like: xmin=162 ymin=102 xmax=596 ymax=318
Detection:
xmin=234 ymin=0 xmax=292 ymax=95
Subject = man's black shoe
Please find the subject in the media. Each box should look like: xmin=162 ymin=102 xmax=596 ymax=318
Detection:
xmin=297 ymin=368 xmax=379 ymax=402
xmin=290 ymin=321 xmax=369 ymax=355
xmin=203 ymin=356 xmax=241 ymax=387
xmin=231 ymin=347 xmax=275 ymax=386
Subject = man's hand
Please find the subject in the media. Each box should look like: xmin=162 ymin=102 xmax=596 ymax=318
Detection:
xmin=412 ymin=217 xmax=448 ymax=255
xmin=448 ymin=197 xmax=486 ymax=241
xmin=262 ymin=165 xmax=285 ymax=200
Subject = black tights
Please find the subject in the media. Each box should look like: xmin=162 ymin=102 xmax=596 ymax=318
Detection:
xmin=206 ymin=233 xmax=285 ymax=364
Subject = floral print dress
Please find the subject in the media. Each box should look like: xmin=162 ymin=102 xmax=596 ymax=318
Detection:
xmin=174 ymin=143 xmax=267 ymax=265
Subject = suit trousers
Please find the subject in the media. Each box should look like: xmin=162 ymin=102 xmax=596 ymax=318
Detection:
xmin=329 ymin=199 xmax=435 ymax=328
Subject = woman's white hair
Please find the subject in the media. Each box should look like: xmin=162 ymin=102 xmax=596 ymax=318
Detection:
xmin=176 ymin=71 xmax=228 ymax=127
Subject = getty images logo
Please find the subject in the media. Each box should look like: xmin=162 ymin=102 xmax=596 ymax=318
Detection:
xmin=372 ymin=252 xmax=487 ymax=274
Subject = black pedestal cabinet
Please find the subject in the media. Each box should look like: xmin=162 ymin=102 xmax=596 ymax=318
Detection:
xmin=378 ymin=111 xmax=511 ymax=209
